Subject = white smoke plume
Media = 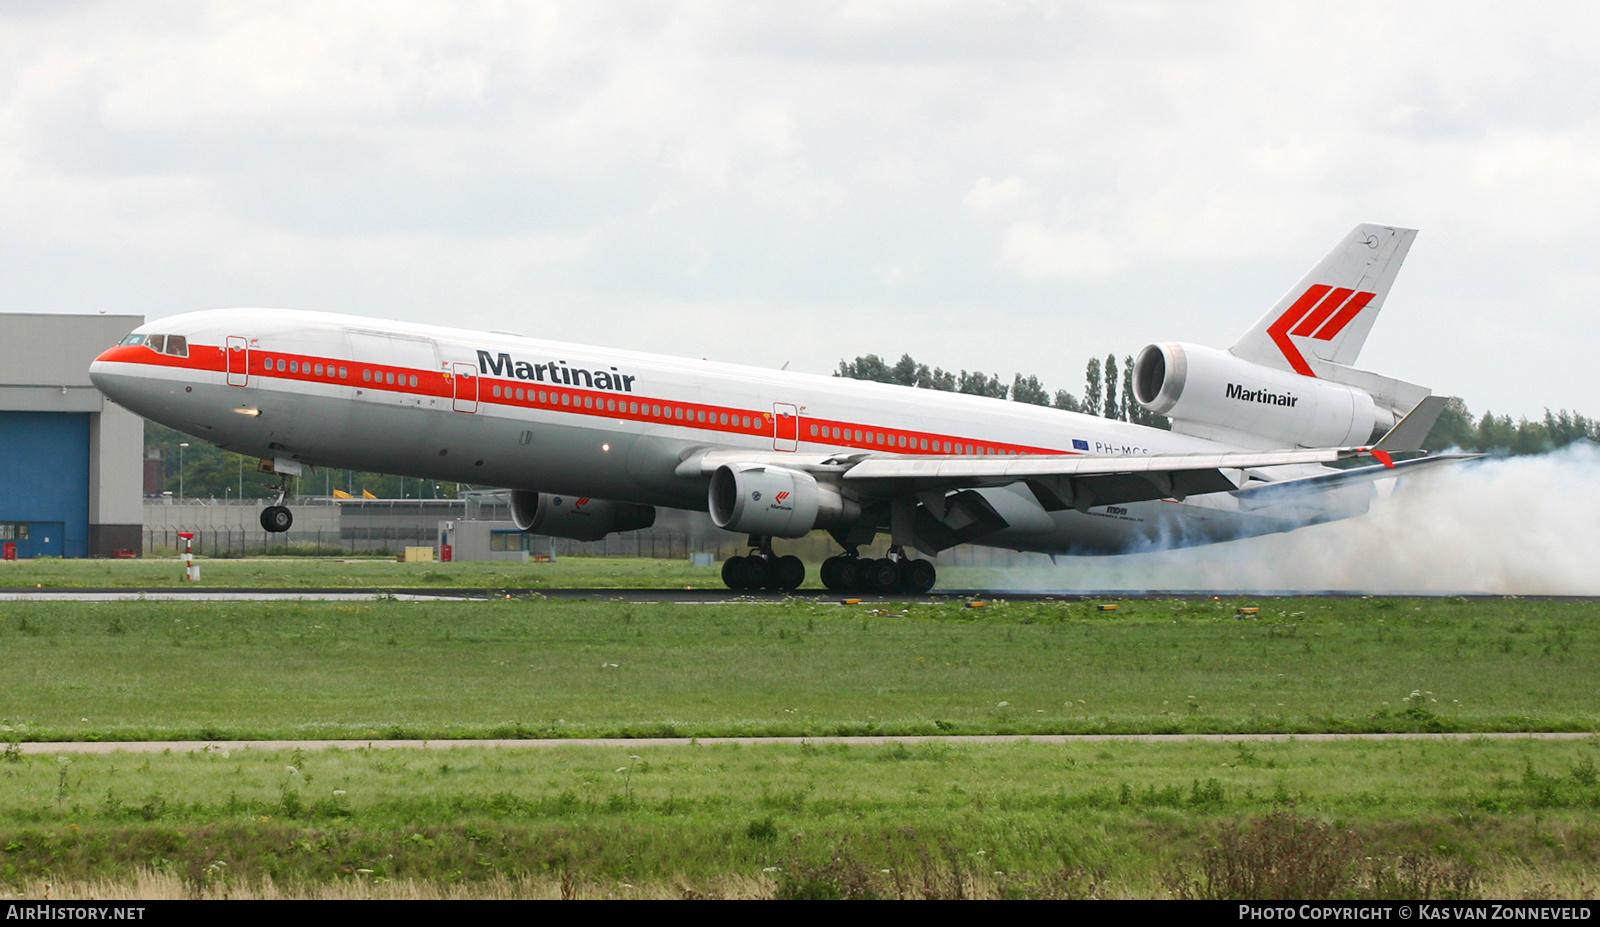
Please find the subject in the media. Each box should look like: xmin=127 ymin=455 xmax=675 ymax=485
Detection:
xmin=997 ymin=444 xmax=1600 ymax=595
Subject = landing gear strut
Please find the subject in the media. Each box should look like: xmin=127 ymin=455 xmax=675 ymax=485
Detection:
xmin=259 ymin=474 xmax=294 ymax=533
xmin=720 ymin=536 xmax=806 ymax=591
xmin=820 ymin=545 xmax=936 ymax=595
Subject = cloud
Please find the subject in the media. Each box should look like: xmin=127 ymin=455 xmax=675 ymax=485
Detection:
xmin=962 ymin=175 xmax=1033 ymax=220
xmin=2 ymin=2 xmax=1600 ymax=414
xmin=998 ymin=221 xmax=1123 ymax=280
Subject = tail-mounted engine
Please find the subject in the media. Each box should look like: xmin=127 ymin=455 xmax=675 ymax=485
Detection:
xmin=509 ymin=490 xmax=655 ymax=542
xmin=1133 ymin=342 xmax=1398 ymax=447
xmin=708 ymin=463 xmax=860 ymax=538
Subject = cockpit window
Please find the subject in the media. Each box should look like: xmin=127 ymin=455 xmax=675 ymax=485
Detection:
xmin=125 ymin=333 xmax=189 ymax=357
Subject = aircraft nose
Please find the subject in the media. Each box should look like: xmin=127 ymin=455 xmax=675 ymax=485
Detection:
xmin=88 ymin=347 xmax=118 ymax=388
xmin=88 ymin=342 xmax=141 ymax=399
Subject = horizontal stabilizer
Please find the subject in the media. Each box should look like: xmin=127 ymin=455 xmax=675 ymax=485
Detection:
xmin=1374 ymin=396 xmax=1449 ymax=453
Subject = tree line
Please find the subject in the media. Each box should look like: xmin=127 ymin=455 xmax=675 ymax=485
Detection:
xmin=1424 ymin=399 xmax=1600 ymax=455
xmin=834 ymin=353 xmax=1170 ymax=428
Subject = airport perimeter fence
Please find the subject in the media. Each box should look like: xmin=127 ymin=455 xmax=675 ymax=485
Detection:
xmin=143 ymin=526 xmax=425 ymax=558
xmin=141 ymin=525 xmax=1039 ymax=566
xmin=141 ymin=527 xmax=764 ymax=560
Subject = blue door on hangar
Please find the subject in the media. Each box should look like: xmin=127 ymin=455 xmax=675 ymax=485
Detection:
xmin=0 ymin=412 xmax=90 ymax=558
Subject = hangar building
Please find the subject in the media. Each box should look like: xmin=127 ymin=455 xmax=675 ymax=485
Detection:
xmin=0 ymin=313 xmax=145 ymax=558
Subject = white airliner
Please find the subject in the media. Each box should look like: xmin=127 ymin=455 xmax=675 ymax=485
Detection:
xmin=91 ymin=224 xmax=1470 ymax=593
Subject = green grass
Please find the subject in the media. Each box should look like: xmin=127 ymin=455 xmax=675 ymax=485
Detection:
xmin=0 ymin=556 xmax=720 ymax=589
xmin=5 ymin=594 xmax=1600 ymax=897
xmin=2 ymin=597 xmax=1598 ymax=742
xmin=2 ymin=738 xmax=1597 ymax=897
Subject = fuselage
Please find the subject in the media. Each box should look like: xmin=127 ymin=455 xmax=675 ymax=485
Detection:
xmin=90 ymin=308 xmax=1361 ymax=555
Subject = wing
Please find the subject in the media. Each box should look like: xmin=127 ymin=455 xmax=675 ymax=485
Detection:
xmin=678 ymin=444 xmax=1394 ymax=512
xmin=1231 ymin=451 xmax=1481 ymax=508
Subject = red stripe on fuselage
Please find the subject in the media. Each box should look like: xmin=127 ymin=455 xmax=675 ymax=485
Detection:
xmin=105 ymin=341 xmax=1079 ymax=459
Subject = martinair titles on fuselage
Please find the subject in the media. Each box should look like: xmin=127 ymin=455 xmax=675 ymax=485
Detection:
xmin=477 ymin=349 xmax=638 ymax=393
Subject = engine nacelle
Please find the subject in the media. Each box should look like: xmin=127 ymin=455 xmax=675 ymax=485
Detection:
xmin=1133 ymin=342 xmax=1394 ymax=447
xmin=708 ymin=463 xmax=860 ymax=538
xmin=508 ymin=490 xmax=655 ymax=542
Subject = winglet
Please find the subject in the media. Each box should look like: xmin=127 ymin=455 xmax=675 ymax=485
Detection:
xmin=1373 ymin=395 xmax=1449 ymax=453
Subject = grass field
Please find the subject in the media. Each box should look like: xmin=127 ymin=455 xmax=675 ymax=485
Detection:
xmin=2 ymin=738 xmax=1597 ymax=898
xmin=4 ymin=578 xmax=1598 ymax=898
xmin=0 ymin=555 xmax=717 ymax=590
xmin=2 ymin=597 xmax=1598 ymax=742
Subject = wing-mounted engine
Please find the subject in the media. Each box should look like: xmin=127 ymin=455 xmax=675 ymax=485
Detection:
xmin=509 ymin=490 xmax=655 ymax=542
xmin=708 ymin=463 xmax=860 ymax=538
xmin=1133 ymin=342 xmax=1422 ymax=448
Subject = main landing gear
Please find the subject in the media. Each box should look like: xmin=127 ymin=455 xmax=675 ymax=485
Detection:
xmin=721 ymin=536 xmax=806 ymax=591
xmin=259 ymin=473 xmax=294 ymax=533
xmin=716 ymin=539 xmax=938 ymax=595
xmin=819 ymin=546 xmax=937 ymax=595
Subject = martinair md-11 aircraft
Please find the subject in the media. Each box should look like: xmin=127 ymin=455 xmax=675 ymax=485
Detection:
xmin=91 ymin=223 xmax=1472 ymax=593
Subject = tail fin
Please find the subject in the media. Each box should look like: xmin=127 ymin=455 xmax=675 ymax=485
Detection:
xmin=1231 ymin=224 xmax=1417 ymax=376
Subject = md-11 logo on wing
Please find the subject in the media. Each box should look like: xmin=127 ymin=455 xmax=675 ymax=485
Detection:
xmin=1266 ymin=284 xmax=1376 ymax=376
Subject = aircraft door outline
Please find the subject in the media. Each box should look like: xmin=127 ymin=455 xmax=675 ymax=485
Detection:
xmin=452 ymin=363 xmax=479 ymax=413
xmin=226 ymin=336 xmax=249 ymax=387
xmin=773 ymin=402 xmax=799 ymax=451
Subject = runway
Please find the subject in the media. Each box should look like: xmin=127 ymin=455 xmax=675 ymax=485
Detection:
xmin=2 ymin=587 xmax=1595 ymax=603
xmin=13 ymin=732 xmax=1597 ymax=755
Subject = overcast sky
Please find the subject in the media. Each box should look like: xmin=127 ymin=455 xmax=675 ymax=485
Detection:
xmin=5 ymin=1 xmax=1599 ymax=418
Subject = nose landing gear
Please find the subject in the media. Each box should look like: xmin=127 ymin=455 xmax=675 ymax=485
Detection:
xmin=259 ymin=472 xmax=294 ymax=533
xmin=259 ymin=505 xmax=293 ymax=532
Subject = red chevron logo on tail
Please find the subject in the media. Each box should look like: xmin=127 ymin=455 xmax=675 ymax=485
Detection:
xmin=1266 ymin=285 xmax=1377 ymax=376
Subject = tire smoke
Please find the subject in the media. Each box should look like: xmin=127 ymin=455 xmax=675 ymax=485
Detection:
xmin=1013 ymin=444 xmax=1600 ymax=595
